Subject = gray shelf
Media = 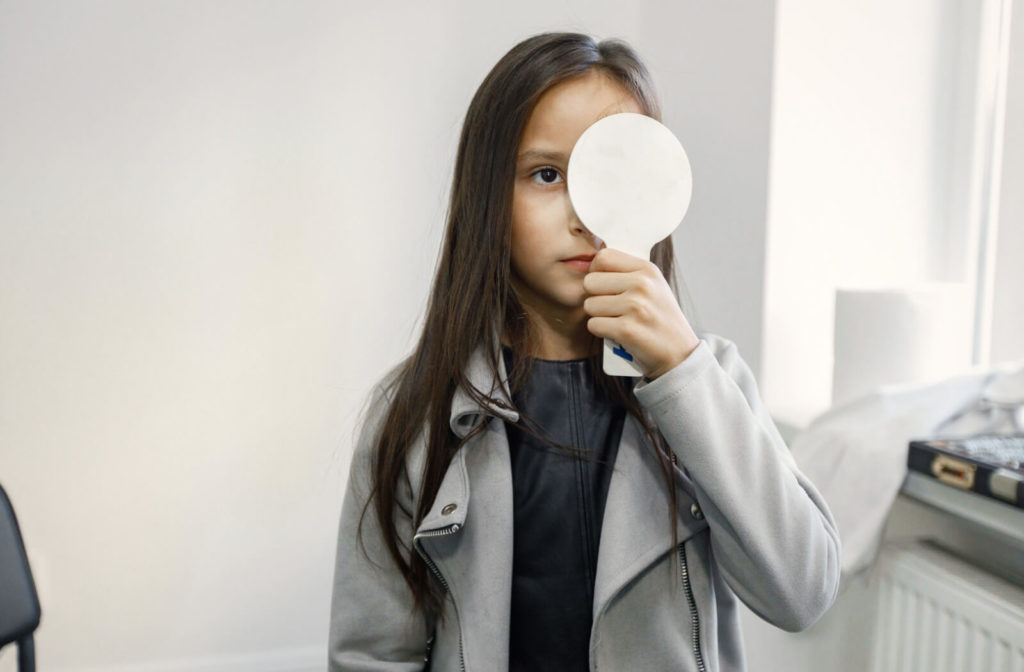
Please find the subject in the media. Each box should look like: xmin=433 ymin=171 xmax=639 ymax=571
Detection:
xmin=900 ymin=471 xmax=1024 ymax=546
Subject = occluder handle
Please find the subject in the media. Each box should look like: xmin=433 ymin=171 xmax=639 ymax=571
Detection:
xmin=603 ymin=338 xmax=643 ymax=376
xmin=599 ymin=240 xmax=651 ymax=377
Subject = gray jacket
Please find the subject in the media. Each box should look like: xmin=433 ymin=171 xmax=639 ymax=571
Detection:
xmin=329 ymin=333 xmax=841 ymax=671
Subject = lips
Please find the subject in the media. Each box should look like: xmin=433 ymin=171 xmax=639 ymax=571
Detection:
xmin=562 ymin=254 xmax=595 ymax=271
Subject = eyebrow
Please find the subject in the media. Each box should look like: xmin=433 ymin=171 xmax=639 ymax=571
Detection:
xmin=517 ymin=149 xmax=568 ymax=164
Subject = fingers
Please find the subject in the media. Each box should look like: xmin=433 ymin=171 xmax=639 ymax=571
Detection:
xmin=583 ymin=269 xmax=661 ymax=302
xmin=581 ymin=248 xmax=698 ymax=379
xmin=585 ymin=315 xmax=619 ymax=341
xmin=588 ymin=247 xmax=651 ymax=272
xmin=582 ymin=271 xmax=633 ymax=295
xmin=584 ymin=248 xmax=661 ymax=295
xmin=586 ymin=315 xmax=642 ymax=347
xmin=582 ymin=293 xmax=629 ymax=317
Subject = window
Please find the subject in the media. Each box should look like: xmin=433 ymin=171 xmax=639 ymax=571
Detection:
xmin=762 ymin=0 xmax=1021 ymax=425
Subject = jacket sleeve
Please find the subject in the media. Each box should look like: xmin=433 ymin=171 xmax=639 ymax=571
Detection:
xmin=328 ymin=378 xmax=429 ymax=671
xmin=634 ymin=334 xmax=841 ymax=632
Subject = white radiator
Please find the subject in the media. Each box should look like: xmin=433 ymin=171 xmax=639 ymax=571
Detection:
xmin=870 ymin=540 xmax=1024 ymax=671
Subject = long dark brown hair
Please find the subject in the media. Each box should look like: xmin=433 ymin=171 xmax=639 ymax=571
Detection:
xmin=359 ymin=32 xmax=691 ymax=619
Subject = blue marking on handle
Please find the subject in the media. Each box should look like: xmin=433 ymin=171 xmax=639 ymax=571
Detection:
xmin=612 ymin=342 xmax=634 ymax=361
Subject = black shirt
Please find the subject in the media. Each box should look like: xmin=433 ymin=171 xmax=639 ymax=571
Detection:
xmin=501 ymin=345 xmax=626 ymax=672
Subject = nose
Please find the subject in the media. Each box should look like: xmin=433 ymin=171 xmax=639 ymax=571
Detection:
xmin=568 ymin=202 xmax=604 ymax=248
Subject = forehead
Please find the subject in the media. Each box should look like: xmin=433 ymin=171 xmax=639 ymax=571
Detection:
xmin=519 ymin=70 xmax=644 ymax=155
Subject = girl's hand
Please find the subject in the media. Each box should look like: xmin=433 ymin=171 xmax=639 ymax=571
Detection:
xmin=582 ymin=247 xmax=700 ymax=380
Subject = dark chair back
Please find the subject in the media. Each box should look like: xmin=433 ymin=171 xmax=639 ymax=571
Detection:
xmin=0 ymin=484 xmax=40 ymax=672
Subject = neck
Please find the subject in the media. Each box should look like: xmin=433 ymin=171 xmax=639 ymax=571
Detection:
xmin=507 ymin=303 xmax=599 ymax=361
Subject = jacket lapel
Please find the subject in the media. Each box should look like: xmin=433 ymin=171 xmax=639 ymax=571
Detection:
xmin=412 ymin=341 xmax=517 ymax=670
xmin=450 ymin=338 xmax=519 ymax=431
xmin=407 ymin=338 xmax=518 ymax=512
xmin=592 ymin=412 xmax=708 ymax=621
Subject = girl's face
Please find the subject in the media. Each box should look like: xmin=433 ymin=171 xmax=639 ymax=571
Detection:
xmin=511 ymin=70 xmax=643 ymax=323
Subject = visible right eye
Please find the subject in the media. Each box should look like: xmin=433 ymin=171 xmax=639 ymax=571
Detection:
xmin=530 ymin=167 xmax=564 ymax=185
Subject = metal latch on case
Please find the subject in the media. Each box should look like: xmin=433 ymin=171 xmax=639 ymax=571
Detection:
xmin=931 ymin=455 xmax=976 ymax=489
xmin=990 ymin=468 xmax=1023 ymax=503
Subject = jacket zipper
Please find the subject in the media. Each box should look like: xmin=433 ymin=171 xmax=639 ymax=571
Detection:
xmin=678 ymin=542 xmax=706 ymax=672
xmin=414 ymin=524 xmax=466 ymax=672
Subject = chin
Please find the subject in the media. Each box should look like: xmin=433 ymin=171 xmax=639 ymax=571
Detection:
xmin=560 ymin=289 xmax=587 ymax=308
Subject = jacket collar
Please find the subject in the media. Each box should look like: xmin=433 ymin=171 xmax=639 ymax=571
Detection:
xmin=449 ymin=338 xmax=519 ymax=438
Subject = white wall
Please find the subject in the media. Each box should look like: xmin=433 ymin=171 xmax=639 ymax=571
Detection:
xmin=639 ymin=2 xmax=778 ymax=378
xmin=0 ymin=1 xmax=777 ymax=670
xmin=0 ymin=3 xmax=379 ymax=668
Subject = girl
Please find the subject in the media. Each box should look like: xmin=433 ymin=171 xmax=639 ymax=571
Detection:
xmin=329 ymin=32 xmax=840 ymax=672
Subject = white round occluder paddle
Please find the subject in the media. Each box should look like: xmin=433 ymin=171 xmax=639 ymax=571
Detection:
xmin=567 ymin=112 xmax=693 ymax=376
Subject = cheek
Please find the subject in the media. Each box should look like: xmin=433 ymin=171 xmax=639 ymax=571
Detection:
xmin=511 ymin=189 xmax=564 ymax=248
xmin=510 ymin=228 xmax=541 ymax=281
xmin=510 ymin=193 xmax=543 ymax=265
